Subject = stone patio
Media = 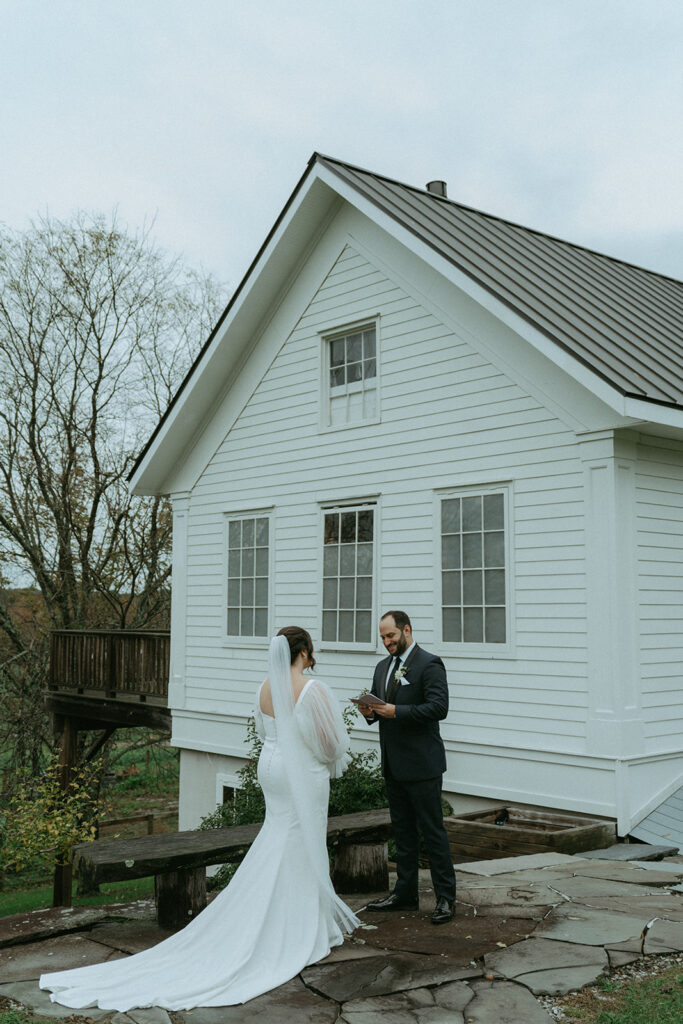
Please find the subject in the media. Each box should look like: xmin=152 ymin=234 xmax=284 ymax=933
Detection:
xmin=1 ymin=846 xmax=682 ymax=1024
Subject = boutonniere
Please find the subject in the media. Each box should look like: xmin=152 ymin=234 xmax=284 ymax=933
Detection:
xmin=394 ymin=664 xmax=409 ymax=685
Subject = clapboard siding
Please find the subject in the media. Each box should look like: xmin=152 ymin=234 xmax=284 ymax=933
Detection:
xmin=636 ymin=438 xmax=683 ymax=744
xmin=179 ymin=242 xmax=589 ymax=755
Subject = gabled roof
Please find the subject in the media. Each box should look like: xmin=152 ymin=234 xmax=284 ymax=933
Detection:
xmin=129 ymin=153 xmax=683 ymax=493
xmin=318 ymin=155 xmax=683 ymax=407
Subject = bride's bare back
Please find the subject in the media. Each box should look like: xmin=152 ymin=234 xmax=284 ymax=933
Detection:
xmin=259 ymin=669 xmax=309 ymax=717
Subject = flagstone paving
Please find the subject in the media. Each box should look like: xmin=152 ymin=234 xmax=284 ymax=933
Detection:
xmin=1 ymin=850 xmax=682 ymax=1024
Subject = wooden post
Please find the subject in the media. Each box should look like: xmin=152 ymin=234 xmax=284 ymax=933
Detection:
xmin=52 ymin=716 xmax=78 ymax=908
xmin=155 ymin=868 xmax=207 ymax=929
xmin=332 ymin=841 xmax=389 ymax=893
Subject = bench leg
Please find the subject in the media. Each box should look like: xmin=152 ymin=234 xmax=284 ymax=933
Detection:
xmin=155 ymin=867 xmax=207 ymax=929
xmin=332 ymin=841 xmax=388 ymax=894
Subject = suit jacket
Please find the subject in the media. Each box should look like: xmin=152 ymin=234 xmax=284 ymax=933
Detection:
xmin=367 ymin=644 xmax=448 ymax=781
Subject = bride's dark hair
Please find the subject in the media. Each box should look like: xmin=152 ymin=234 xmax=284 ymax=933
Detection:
xmin=276 ymin=626 xmax=316 ymax=670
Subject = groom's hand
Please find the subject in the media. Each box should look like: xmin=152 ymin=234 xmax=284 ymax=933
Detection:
xmin=374 ymin=703 xmax=396 ymax=719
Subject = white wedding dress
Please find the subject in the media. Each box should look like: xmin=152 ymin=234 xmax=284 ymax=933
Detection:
xmin=39 ymin=660 xmax=359 ymax=1011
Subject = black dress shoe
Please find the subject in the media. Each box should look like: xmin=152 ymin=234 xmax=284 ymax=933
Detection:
xmin=431 ymin=897 xmax=454 ymax=924
xmin=365 ymin=893 xmax=419 ymax=912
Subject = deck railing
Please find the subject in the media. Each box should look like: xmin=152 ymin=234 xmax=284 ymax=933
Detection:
xmin=49 ymin=629 xmax=170 ymax=700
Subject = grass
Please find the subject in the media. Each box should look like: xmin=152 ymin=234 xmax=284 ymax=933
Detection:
xmin=0 ymin=876 xmax=155 ymax=918
xmin=556 ymin=963 xmax=683 ymax=1023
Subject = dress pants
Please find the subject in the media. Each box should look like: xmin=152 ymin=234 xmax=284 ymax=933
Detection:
xmin=384 ymin=768 xmax=456 ymax=903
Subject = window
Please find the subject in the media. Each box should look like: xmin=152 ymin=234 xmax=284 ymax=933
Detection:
xmin=325 ymin=323 xmax=378 ymax=427
xmin=322 ymin=505 xmax=374 ymax=644
xmin=227 ymin=515 xmax=270 ymax=637
xmin=441 ymin=491 xmax=507 ymax=644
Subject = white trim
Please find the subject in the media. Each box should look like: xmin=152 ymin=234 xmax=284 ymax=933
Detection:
xmin=215 ymin=770 xmax=243 ymax=806
xmin=434 ymin=481 xmax=515 ymax=658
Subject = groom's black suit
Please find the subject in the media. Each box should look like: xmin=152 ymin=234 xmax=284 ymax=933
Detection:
xmin=367 ymin=644 xmax=456 ymax=904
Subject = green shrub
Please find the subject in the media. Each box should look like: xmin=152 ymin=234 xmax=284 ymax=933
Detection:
xmin=198 ymin=705 xmax=388 ymax=890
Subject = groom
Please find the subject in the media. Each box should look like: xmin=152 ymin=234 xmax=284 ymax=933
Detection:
xmin=359 ymin=611 xmax=456 ymax=924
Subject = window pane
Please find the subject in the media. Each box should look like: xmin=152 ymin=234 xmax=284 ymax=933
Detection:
xmin=228 ymin=521 xmax=241 ymax=548
xmin=463 ymin=607 xmax=483 ymax=642
xmin=254 ymin=609 xmax=268 ymax=636
xmin=347 ymin=361 xmax=362 ymax=383
xmin=363 ymin=329 xmax=376 ymax=358
xmin=484 ymin=569 xmax=505 ymax=605
xmin=228 ymin=578 xmax=240 ymax=604
xmin=356 ymin=542 xmax=373 ymax=574
xmin=462 ymin=533 xmax=482 ymax=568
xmin=322 ymin=611 xmax=337 ymax=641
xmin=355 ymin=611 xmax=371 ymax=643
xmin=341 ymin=511 xmax=356 ymax=543
xmin=357 ymin=509 xmax=373 ymax=541
xmin=240 ymin=608 xmax=254 ymax=636
xmin=242 ymin=519 xmax=254 ymax=546
xmin=339 ymin=578 xmax=355 ymax=608
xmin=484 ymin=531 xmax=505 ymax=567
xmin=443 ymin=607 xmax=461 ymax=642
xmin=364 ymin=358 xmax=376 ymax=380
xmin=324 ymin=513 xmax=339 ymax=544
xmin=323 ymin=578 xmax=337 ymax=608
xmin=340 ymin=544 xmax=355 ymax=575
xmin=255 ymin=577 xmax=268 ymax=605
xmin=227 ymin=608 xmax=240 ymax=635
xmin=330 ymin=365 xmax=345 ymax=388
xmin=255 ymin=518 xmax=269 ymax=546
xmin=442 ymin=570 xmax=461 ymax=605
xmin=442 ymin=498 xmax=460 ymax=534
xmin=356 ymin=576 xmax=372 ymax=608
xmin=255 ymin=547 xmax=268 ymax=575
xmin=240 ymin=578 xmax=254 ymax=605
xmin=485 ymin=607 xmax=506 ymax=643
xmin=330 ymin=338 xmax=345 ymax=366
xmin=241 ymin=547 xmax=254 ymax=575
xmin=339 ymin=611 xmax=354 ymax=642
xmin=347 ymin=333 xmax=362 ymax=362
xmin=323 ymin=545 xmax=339 ymax=576
xmin=442 ymin=535 xmax=461 ymax=570
xmin=463 ymin=570 xmax=483 ymax=606
xmin=228 ymin=550 xmax=241 ymax=578
xmin=462 ymin=496 xmax=482 ymax=531
xmin=483 ymin=493 xmax=504 ymax=530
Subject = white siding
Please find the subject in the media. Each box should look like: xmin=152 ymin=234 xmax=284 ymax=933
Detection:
xmin=636 ymin=436 xmax=683 ymax=746
xmin=181 ymin=240 xmax=589 ymax=760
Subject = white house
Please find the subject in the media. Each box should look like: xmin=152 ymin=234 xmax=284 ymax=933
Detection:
xmin=129 ymin=154 xmax=683 ymax=840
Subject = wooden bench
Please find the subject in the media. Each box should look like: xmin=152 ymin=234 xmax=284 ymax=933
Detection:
xmin=72 ymin=809 xmax=392 ymax=928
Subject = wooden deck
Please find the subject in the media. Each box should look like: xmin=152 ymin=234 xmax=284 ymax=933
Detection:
xmin=46 ymin=629 xmax=171 ymax=730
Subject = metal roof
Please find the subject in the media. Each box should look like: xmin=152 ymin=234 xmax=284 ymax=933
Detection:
xmin=318 ymin=154 xmax=683 ymax=407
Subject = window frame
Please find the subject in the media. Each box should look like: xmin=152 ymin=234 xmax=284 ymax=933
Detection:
xmin=434 ymin=483 xmax=515 ymax=657
xmin=222 ymin=507 xmax=274 ymax=648
xmin=317 ymin=497 xmax=379 ymax=653
xmin=320 ymin=316 xmax=381 ymax=432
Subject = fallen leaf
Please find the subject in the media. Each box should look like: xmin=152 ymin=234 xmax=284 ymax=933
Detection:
xmin=496 ymin=942 xmax=507 ymax=948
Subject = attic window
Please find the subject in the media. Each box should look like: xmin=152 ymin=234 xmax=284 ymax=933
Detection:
xmin=324 ymin=323 xmax=378 ymax=428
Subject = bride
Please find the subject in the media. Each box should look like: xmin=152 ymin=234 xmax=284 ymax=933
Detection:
xmin=40 ymin=627 xmax=359 ymax=1010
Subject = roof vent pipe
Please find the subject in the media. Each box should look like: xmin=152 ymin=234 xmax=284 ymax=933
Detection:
xmin=426 ymin=180 xmax=447 ymax=197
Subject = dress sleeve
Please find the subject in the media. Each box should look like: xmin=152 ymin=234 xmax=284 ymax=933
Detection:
xmin=295 ymin=679 xmax=351 ymax=778
xmin=253 ymin=684 xmax=266 ymax=740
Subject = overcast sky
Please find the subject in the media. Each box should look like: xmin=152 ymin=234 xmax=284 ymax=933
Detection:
xmin=2 ymin=0 xmax=682 ymax=290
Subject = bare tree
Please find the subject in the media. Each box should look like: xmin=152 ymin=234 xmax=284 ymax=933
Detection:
xmin=0 ymin=211 xmax=225 ymax=774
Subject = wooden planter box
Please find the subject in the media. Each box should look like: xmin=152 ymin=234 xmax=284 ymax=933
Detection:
xmin=445 ymin=806 xmax=616 ymax=863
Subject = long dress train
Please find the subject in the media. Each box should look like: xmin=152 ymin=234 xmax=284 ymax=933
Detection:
xmin=39 ymin=677 xmax=359 ymax=1010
